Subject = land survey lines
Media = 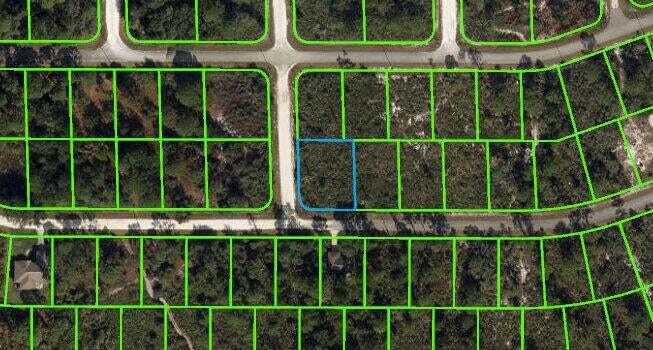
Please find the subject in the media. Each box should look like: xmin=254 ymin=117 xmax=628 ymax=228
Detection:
xmin=460 ymin=0 xmax=604 ymax=46
xmin=0 ymin=68 xmax=274 ymax=212
xmin=294 ymin=35 xmax=653 ymax=213
xmin=1 ymin=208 xmax=653 ymax=311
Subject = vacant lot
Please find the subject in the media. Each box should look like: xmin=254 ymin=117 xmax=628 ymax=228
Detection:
xmin=295 ymin=0 xmax=434 ymax=42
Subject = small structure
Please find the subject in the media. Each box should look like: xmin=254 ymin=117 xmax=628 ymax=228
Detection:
xmin=13 ymin=260 xmax=44 ymax=291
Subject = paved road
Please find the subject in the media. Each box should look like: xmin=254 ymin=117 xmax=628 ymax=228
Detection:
xmin=88 ymin=0 xmax=653 ymax=66
xmin=1 ymin=188 xmax=651 ymax=235
xmin=0 ymin=0 xmax=651 ymax=234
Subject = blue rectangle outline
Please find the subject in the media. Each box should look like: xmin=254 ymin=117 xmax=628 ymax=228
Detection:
xmin=296 ymin=139 xmax=357 ymax=212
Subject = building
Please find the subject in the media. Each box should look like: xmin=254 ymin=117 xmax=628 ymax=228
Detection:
xmin=13 ymin=260 xmax=44 ymax=291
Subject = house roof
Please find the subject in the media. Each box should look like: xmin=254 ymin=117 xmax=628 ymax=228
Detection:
xmin=14 ymin=260 xmax=44 ymax=290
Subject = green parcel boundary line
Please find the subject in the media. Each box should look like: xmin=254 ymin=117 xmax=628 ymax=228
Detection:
xmin=0 ymin=287 xmax=649 ymax=350
xmin=124 ymin=0 xmax=269 ymax=44
xmin=2 ymin=210 xmax=653 ymax=348
xmin=2 ymin=207 xmax=653 ymax=310
xmin=0 ymin=0 xmax=101 ymax=44
xmin=294 ymin=32 xmax=653 ymax=213
xmin=291 ymin=0 xmax=438 ymax=45
xmin=0 ymin=67 xmax=273 ymax=212
xmin=459 ymin=0 xmax=604 ymax=46
xmin=629 ymin=0 xmax=653 ymax=9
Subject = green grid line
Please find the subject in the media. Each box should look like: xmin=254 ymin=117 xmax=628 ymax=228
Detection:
xmin=603 ymin=51 xmax=644 ymax=184
xmin=474 ymin=72 xmax=480 ymax=139
xmin=291 ymin=0 xmax=437 ymax=45
xmin=229 ymin=239 xmax=233 ymax=306
xmin=337 ymin=97 xmax=651 ymax=145
xmin=460 ymin=0 xmax=604 ymax=46
xmin=184 ymin=239 xmax=189 ymax=306
xmin=5 ymin=204 xmax=653 ymax=241
xmin=0 ymin=68 xmax=274 ymax=213
xmin=617 ymin=120 xmax=643 ymax=185
xmin=431 ymin=309 xmax=436 ymax=350
xmin=341 ymin=71 xmax=347 ymax=139
xmin=407 ymin=240 xmax=412 ymax=306
xmin=603 ymin=51 xmax=629 ymax=115
xmin=294 ymin=35 xmax=653 ymax=214
xmin=452 ymin=239 xmax=457 ymax=307
xmin=273 ymin=239 xmax=278 ymax=306
xmin=363 ymin=239 xmax=367 ymax=307
xmin=386 ymin=308 xmax=391 ymax=350
xmin=119 ymin=308 xmax=123 ymax=350
xmin=139 ymin=238 xmax=144 ymax=305
xmin=579 ymin=233 xmax=596 ymax=300
xmin=3 ymin=238 xmax=12 ymax=305
xmin=74 ymin=307 xmax=79 ymax=350
xmin=519 ymin=72 xmax=525 ymax=139
xmin=299 ymin=102 xmax=651 ymax=214
xmin=361 ymin=0 xmax=367 ymax=42
xmin=562 ymin=308 xmax=570 ymax=350
xmin=253 ymin=309 xmax=257 ymax=350
xmin=441 ymin=142 xmax=447 ymax=209
xmin=0 ymin=0 xmax=101 ymax=44
xmin=629 ymin=0 xmax=653 ymax=9
xmin=342 ymin=309 xmax=346 ymax=350
xmin=3 ymin=209 xmax=653 ymax=318
xmin=385 ymin=72 xmax=391 ymax=139
xmin=496 ymin=240 xmax=501 ymax=307
xmin=602 ymin=300 xmax=617 ymax=350
xmin=617 ymin=223 xmax=653 ymax=322
xmin=0 ymin=136 xmax=268 ymax=142
xmin=125 ymin=0 xmax=269 ymax=45
xmin=163 ymin=307 xmax=168 ymax=350
xmin=208 ymin=308 xmax=213 ymax=350
xmin=194 ymin=0 xmax=200 ymax=41
xmin=430 ymin=72 xmax=436 ymax=140
xmin=297 ymin=308 xmax=302 ymax=349
xmin=520 ymin=309 xmax=525 ymax=349
xmin=556 ymin=67 xmax=596 ymax=200
xmin=296 ymin=31 xmax=652 ymax=129
xmin=2 ymin=280 xmax=652 ymax=311
xmin=157 ymin=72 xmax=165 ymax=208
xmin=50 ymin=238 xmax=54 ymax=306
xmin=528 ymin=0 xmax=535 ymax=42
xmin=112 ymin=71 xmax=120 ymax=208
xmin=318 ymin=239 xmax=323 ymax=306
xmin=29 ymin=307 xmax=33 ymax=350
xmin=201 ymin=71 xmax=210 ymax=208
xmin=95 ymin=237 xmax=99 ymax=305
xmin=23 ymin=72 xmax=30 ymax=207
xmin=67 ymin=70 xmax=75 ymax=207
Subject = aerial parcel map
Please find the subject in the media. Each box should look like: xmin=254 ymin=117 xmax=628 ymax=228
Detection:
xmin=0 ymin=0 xmax=652 ymax=349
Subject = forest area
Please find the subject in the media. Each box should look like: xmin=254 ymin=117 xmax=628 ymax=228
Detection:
xmin=127 ymin=0 xmax=266 ymax=41
xmin=0 ymin=69 xmax=271 ymax=210
xmin=0 ymin=225 xmax=650 ymax=347
xmin=463 ymin=0 xmax=601 ymax=42
xmin=0 ymin=0 xmax=98 ymax=40
xmin=296 ymin=37 xmax=653 ymax=210
xmin=294 ymin=0 xmax=434 ymax=42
